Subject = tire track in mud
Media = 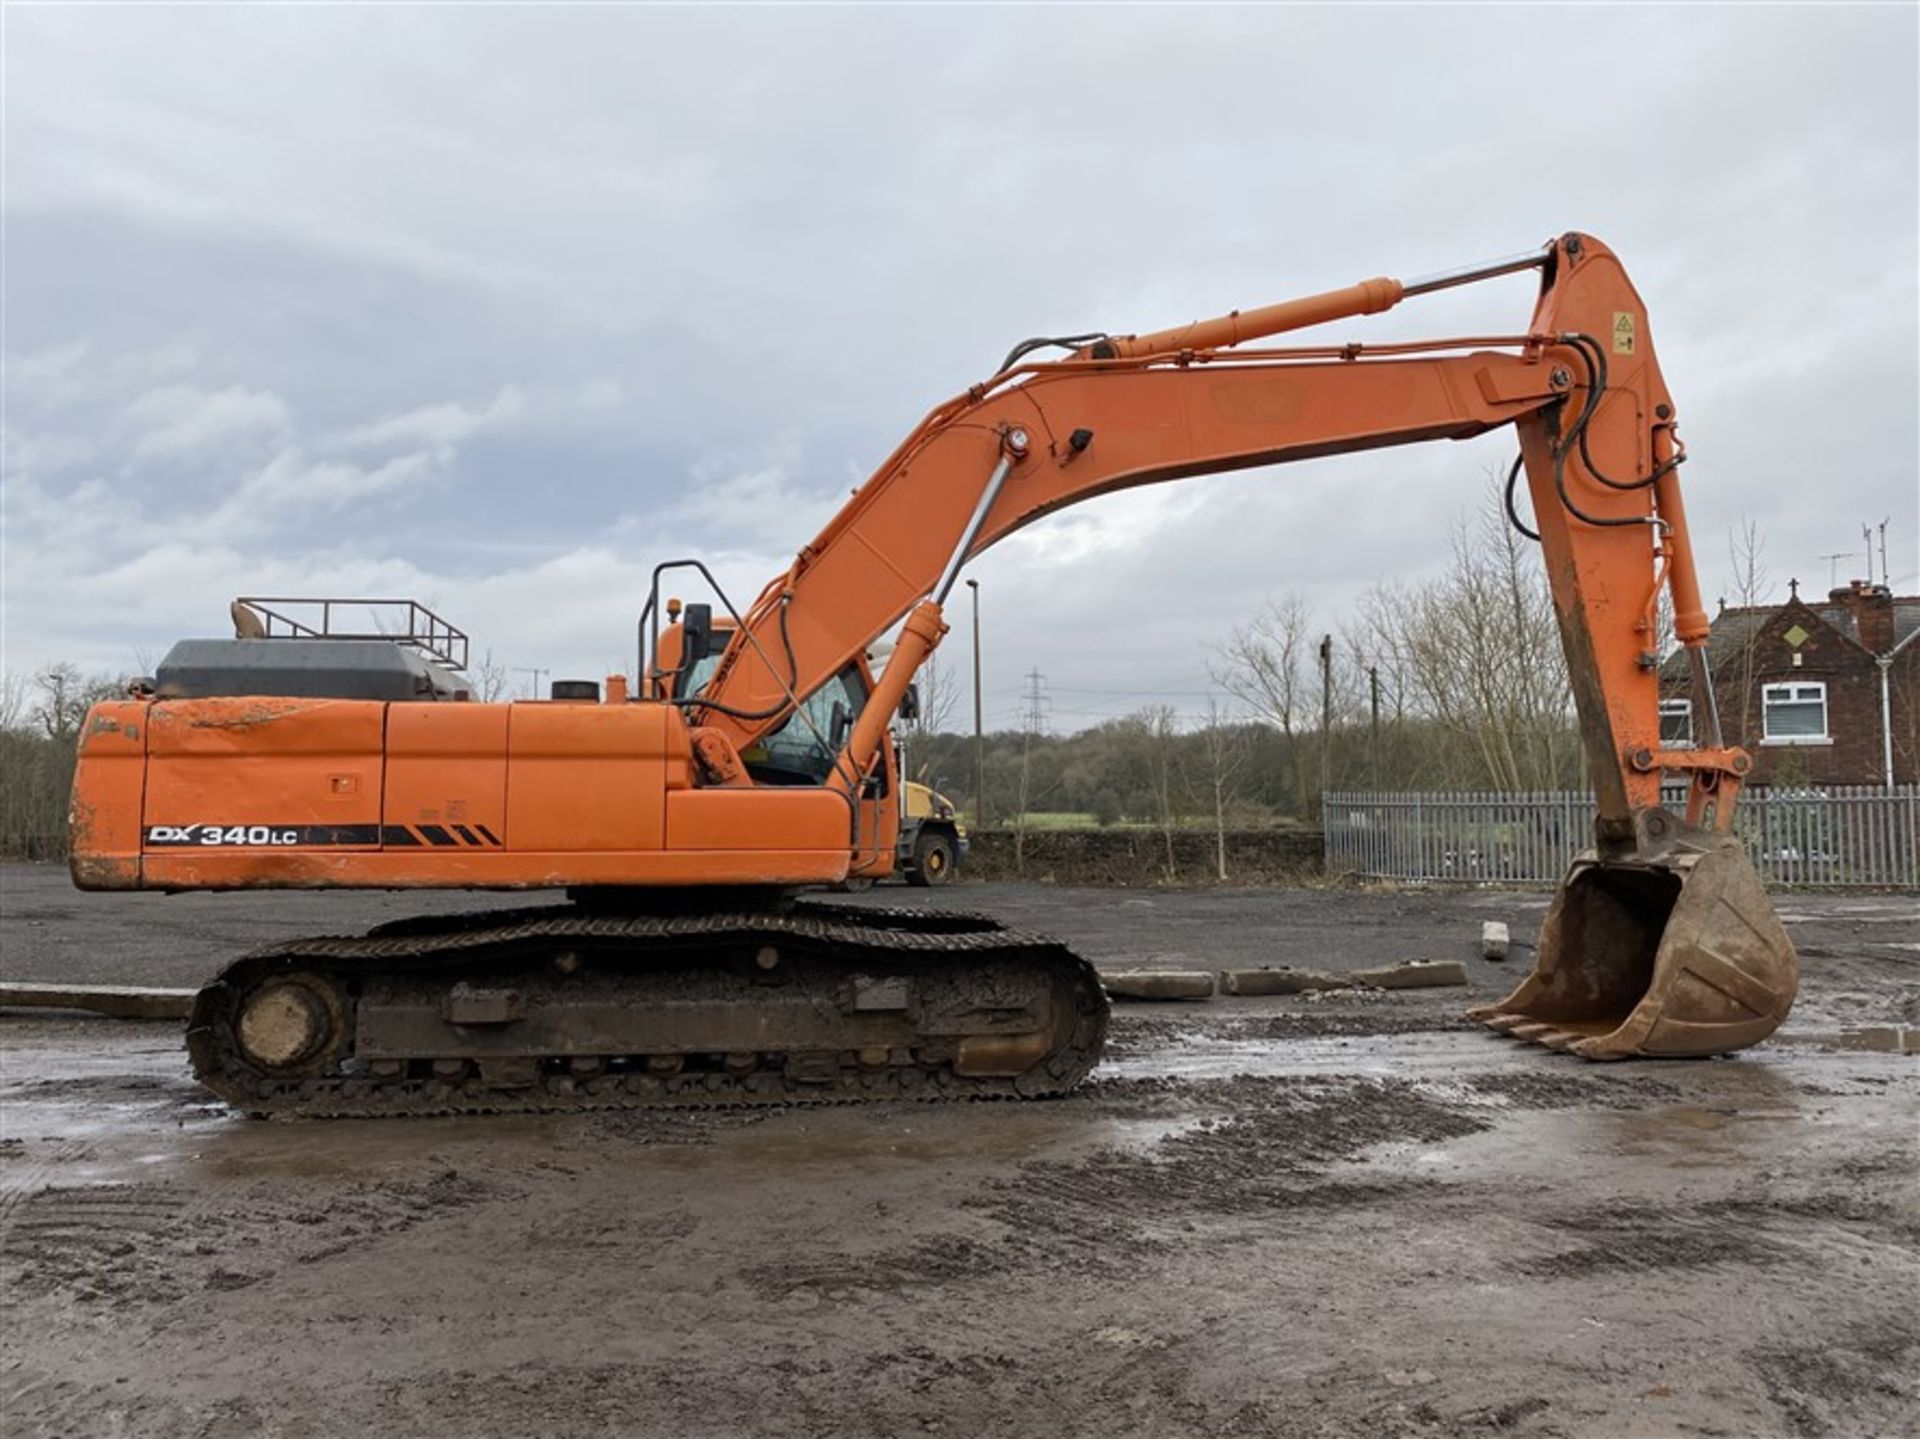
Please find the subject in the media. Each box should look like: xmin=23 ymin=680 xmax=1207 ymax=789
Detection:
xmin=1749 ymin=1317 xmax=1920 ymax=1437
xmin=0 ymin=1167 xmax=508 ymax=1312
xmin=0 ymin=1138 xmax=97 ymax=1229
xmin=0 ymin=1369 xmax=191 ymax=1439
xmin=1515 ymin=1202 xmax=1788 ymax=1279
xmin=1 ymin=1164 xmax=521 ymax=1439
xmin=744 ymin=1073 xmax=1489 ymax=1301
xmin=1 ymin=1182 xmax=198 ymax=1306
xmin=729 ymin=1056 xmax=1920 ymax=1439
xmin=1502 ymin=1137 xmax=1920 ymax=1285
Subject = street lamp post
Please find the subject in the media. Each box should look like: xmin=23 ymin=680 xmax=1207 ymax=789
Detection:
xmin=967 ymin=579 xmax=985 ymax=827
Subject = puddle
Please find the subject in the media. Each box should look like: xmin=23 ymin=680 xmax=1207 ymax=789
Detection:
xmin=652 ymin=1106 xmax=1198 ymax=1175
xmin=0 ymin=1027 xmax=1200 ymax=1194
xmin=192 ymin=1112 xmax=563 ymax=1181
xmin=1606 ymin=1102 xmax=1802 ymax=1165
xmin=1103 ymin=1029 xmax=1546 ymax=1082
xmin=1365 ymin=1095 xmax=1806 ymax=1187
xmin=4 ymin=1004 xmax=1913 ymax=1202
xmin=1775 ymin=1025 xmax=1919 ymax=1055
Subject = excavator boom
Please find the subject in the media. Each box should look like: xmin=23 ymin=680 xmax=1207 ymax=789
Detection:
xmin=69 ymin=232 xmax=1797 ymax=1116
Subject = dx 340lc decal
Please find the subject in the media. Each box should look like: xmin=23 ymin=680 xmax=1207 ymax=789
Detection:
xmin=142 ymin=823 xmax=502 ymax=848
xmin=145 ymin=824 xmax=377 ymax=847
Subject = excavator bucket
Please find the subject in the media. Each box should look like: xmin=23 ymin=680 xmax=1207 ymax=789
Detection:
xmin=1468 ymin=832 xmax=1797 ymax=1059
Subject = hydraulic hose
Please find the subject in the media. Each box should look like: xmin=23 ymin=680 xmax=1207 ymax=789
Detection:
xmin=1559 ymin=333 xmax=1682 ymax=492
xmin=1504 ymin=452 xmax=1541 ymax=542
xmin=678 ymin=597 xmax=803 ymax=723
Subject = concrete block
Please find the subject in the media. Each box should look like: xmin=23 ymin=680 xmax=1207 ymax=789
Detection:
xmin=1839 ymin=1025 xmax=1918 ymax=1055
xmin=1100 ymin=969 xmax=1215 ymax=1001
xmin=0 ymin=982 xmax=195 ymax=1021
xmin=1351 ymin=960 xmax=1470 ymax=990
xmin=1481 ymin=921 xmax=1510 ymax=961
xmin=1219 ymin=967 xmax=1348 ymax=996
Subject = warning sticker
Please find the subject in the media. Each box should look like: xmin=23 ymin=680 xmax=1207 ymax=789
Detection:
xmin=1612 ymin=311 xmax=1637 ymax=355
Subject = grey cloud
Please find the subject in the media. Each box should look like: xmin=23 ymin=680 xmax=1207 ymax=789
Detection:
xmin=124 ymin=384 xmax=291 ymax=459
xmin=3 ymin=5 xmax=1914 ymax=719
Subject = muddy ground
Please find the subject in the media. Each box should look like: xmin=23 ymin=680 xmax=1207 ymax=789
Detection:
xmin=2 ymin=863 xmax=1915 ymax=1438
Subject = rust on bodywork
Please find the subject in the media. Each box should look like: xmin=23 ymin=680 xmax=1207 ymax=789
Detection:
xmin=69 ymin=851 xmax=141 ymax=890
xmin=177 ymin=697 xmax=331 ymax=731
xmin=68 ymin=699 xmax=151 ymax=890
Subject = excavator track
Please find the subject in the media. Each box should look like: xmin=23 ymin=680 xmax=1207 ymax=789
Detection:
xmin=186 ymin=901 xmax=1109 ymax=1119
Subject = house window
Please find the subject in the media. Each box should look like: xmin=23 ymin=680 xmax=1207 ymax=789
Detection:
xmin=1659 ymin=699 xmax=1693 ymax=747
xmin=1762 ymin=682 xmax=1828 ymax=744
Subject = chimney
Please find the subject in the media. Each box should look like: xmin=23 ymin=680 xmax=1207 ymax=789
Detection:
xmin=1828 ymin=579 xmax=1896 ymax=653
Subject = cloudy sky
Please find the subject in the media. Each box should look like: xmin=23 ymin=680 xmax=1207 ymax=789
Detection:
xmin=5 ymin=5 xmax=1915 ymax=730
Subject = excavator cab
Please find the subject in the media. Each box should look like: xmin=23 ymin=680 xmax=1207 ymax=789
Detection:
xmin=1471 ymin=822 xmax=1797 ymax=1059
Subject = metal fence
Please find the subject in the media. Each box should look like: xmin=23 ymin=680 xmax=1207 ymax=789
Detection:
xmin=1323 ymin=786 xmax=1920 ymax=889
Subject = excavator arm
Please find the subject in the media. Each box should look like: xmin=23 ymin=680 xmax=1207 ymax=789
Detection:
xmin=682 ymin=232 xmax=1795 ymax=1058
xmin=695 ymin=235 xmax=1731 ymax=833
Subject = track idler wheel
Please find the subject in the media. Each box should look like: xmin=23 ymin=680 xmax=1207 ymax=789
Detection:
xmin=1468 ymin=830 xmax=1797 ymax=1060
xmin=196 ymin=971 xmax=350 ymax=1085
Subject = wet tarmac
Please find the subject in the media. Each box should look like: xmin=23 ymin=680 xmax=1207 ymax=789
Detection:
xmin=2 ymin=865 xmax=1916 ymax=1438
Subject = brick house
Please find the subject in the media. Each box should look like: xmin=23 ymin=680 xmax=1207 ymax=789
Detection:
xmin=1659 ymin=580 xmax=1920 ymax=788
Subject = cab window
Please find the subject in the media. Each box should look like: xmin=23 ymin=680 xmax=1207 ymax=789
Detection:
xmin=681 ymin=648 xmax=726 ymax=700
xmin=743 ymin=665 xmax=871 ymax=786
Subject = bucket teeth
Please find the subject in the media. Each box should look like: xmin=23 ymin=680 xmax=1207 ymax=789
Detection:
xmin=1568 ymin=1037 xmax=1628 ymax=1062
xmin=1474 ymin=1011 xmax=1602 ymax=1055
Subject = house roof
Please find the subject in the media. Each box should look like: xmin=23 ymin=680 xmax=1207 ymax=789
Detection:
xmin=1660 ymin=591 xmax=1920 ymax=680
xmin=1893 ymin=600 xmax=1920 ymax=651
xmin=1814 ymin=594 xmax=1920 ymax=651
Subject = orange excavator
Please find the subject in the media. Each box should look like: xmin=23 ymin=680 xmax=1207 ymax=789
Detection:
xmin=69 ymin=232 xmax=1797 ymax=1117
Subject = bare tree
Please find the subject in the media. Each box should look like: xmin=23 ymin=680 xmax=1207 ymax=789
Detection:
xmin=2 ymin=664 xmax=130 ymax=858
xmin=1005 ymin=736 xmax=1065 ymax=872
xmin=0 ymin=671 xmax=30 ymax=732
xmin=1129 ymin=705 xmax=1183 ymax=881
xmin=902 ymin=650 xmax=961 ymax=776
xmin=1352 ymin=474 xmax=1576 ymax=792
xmin=1722 ymin=519 xmax=1771 ymax=748
xmin=33 ymin=663 xmax=95 ymax=740
xmin=1212 ymin=592 xmax=1314 ymax=815
xmin=1193 ymin=696 xmax=1249 ymax=880
xmin=467 ymin=648 xmax=511 ymax=702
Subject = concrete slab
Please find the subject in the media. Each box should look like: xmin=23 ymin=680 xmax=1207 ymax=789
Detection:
xmin=1100 ymin=969 xmax=1216 ymax=1001
xmin=1218 ymin=966 xmax=1348 ymax=995
xmin=0 ymin=982 xmax=195 ymax=1021
xmin=1350 ymin=960 xmax=1470 ymax=990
